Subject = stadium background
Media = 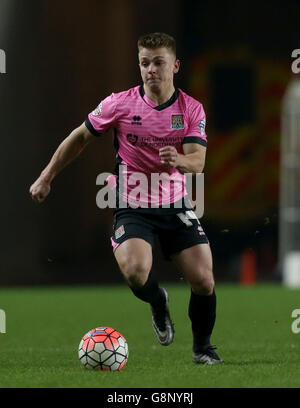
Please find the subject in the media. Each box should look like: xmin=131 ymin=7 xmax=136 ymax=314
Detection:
xmin=0 ymin=0 xmax=298 ymax=285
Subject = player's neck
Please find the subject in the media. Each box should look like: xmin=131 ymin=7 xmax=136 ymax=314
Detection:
xmin=144 ymin=84 xmax=175 ymax=106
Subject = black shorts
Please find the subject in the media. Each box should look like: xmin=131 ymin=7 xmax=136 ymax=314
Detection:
xmin=110 ymin=209 xmax=209 ymax=259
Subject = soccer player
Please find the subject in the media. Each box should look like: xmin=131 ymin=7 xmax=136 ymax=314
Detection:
xmin=29 ymin=32 xmax=223 ymax=365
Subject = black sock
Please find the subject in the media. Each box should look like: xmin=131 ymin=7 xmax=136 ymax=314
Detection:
xmin=130 ymin=271 xmax=165 ymax=308
xmin=188 ymin=289 xmax=216 ymax=352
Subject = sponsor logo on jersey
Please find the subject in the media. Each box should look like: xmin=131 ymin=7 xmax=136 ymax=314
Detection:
xmin=171 ymin=114 xmax=184 ymax=129
xmin=115 ymin=225 xmax=125 ymax=239
xmin=126 ymin=133 xmax=138 ymax=145
xmin=92 ymin=102 xmax=103 ymax=116
xmin=198 ymin=119 xmax=206 ymax=136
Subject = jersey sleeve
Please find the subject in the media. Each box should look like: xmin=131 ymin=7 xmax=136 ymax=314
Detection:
xmin=182 ymin=102 xmax=207 ymax=147
xmin=85 ymin=93 xmax=117 ymax=136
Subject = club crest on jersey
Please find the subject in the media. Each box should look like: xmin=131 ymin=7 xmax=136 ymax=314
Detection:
xmin=92 ymin=102 xmax=103 ymax=116
xmin=171 ymin=114 xmax=184 ymax=130
xmin=115 ymin=225 xmax=125 ymax=239
xmin=126 ymin=133 xmax=138 ymax=145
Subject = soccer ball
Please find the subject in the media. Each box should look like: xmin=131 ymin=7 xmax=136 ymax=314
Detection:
xmin=78 ymin=327 xmax=129 ymax=371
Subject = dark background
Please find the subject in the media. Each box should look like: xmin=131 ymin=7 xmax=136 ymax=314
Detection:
xmin=0 ymin=0 xmax=298 ymax=285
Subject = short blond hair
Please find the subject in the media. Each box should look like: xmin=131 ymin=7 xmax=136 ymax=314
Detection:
xmin=137 ymin=32 xmax=176 ymax=57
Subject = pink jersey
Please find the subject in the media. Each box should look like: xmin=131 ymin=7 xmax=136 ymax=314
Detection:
xmin=86 ymin=85 xmax=207 ymax=211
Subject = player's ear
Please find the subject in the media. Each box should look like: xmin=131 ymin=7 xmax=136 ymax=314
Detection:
xmin=174 ymin=59 xmax=180 ymax=74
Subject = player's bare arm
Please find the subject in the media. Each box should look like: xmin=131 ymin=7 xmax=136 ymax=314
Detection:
xmin=159 ymin=143 xmax=206 ymax=174
xmin=29 ymin=123 xmax=95 ymax=203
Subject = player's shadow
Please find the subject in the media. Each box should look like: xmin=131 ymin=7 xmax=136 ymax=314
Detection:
xmin=223 ymin=360 xmax=291 ymax=366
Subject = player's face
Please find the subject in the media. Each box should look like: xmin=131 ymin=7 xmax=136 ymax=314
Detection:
xmin=138 ymin=47 xmax=180 ymax=91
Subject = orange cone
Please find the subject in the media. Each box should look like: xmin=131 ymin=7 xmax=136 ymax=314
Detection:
xmin=240 ymin=248 xmax=257 ymax=285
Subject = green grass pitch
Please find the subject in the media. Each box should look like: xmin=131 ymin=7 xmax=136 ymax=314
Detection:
xmin=0 ymin=283 xmax=300 ymax=388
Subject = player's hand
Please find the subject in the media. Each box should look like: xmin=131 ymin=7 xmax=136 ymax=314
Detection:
xmin=29 ymin=177 xmax=51 ymax=203
xmin=159 ymin=146 xmax=180 ymax=168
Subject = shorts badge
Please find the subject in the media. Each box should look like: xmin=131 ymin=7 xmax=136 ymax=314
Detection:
xmin=198 ymin=226 xmax=205 ymax=236
xmin=171 ymin=114 xmax=184 ymax=129
xmin=115 ymin=225 xmax=125 ymax=239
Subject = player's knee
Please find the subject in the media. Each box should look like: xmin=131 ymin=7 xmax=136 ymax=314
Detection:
xmin=191 ymin=276 xmax=215 ymax=296
xmin=120 ymin=258 xmax=150 ymax=288
xmin=127 ymin=273 xmax=147 ymax=288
